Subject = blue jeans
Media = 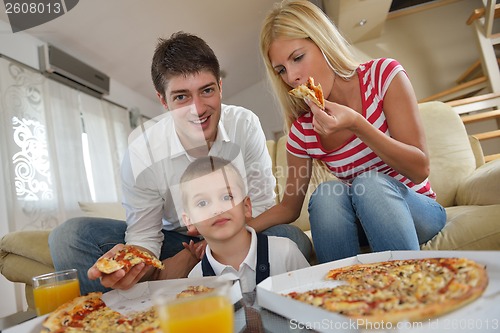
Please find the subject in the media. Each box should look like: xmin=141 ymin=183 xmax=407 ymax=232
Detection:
xmin=308 ymin=170 xmax=446 ymax=263
xmin=48 ymin=217 xmax=312 ymax=295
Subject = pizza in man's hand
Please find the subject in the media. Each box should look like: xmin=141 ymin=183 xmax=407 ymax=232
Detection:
xmin=285 ymin=257 xmax=488 ymax=326
xmin=96 ymin=245 xmax=164 ymax=274
xmin=289 ymin=76 xmax=325 ymax=109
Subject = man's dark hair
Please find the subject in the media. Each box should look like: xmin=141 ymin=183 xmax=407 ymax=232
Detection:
xmin=151 ymin=31 xmax=221 ymax=101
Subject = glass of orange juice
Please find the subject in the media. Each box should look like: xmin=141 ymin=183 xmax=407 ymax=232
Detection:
xmin=153 ymin=280 xmax=234 ymax=333
xmin=32 ymin=268 xmax=81 ymax=316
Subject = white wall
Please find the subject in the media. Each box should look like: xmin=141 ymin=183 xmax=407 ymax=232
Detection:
xmin=224 ymin=79 xmax=286 ymax=140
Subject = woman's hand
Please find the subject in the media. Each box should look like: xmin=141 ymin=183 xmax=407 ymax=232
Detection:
xmin=306 ymin=98 xmax=359 ymax=136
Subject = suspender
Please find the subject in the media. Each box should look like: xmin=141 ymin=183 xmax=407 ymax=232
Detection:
xmin=202 ymin=233 xmax=270 ymax=284
xmin=254 ymin=233 xmax=270 ymax=284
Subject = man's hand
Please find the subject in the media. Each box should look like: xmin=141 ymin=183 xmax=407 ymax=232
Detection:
xmin=87 ymin=244 xmax=152 ymax=290
xmin=156 ymin=248 xmax=200 ymax=280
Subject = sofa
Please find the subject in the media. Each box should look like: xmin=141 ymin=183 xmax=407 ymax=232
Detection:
xmin=1 ymin=101 xmax=500 ymax=309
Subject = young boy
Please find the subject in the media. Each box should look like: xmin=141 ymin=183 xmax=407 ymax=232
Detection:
xmin=180 ymin=156 xmax=310 ymax=293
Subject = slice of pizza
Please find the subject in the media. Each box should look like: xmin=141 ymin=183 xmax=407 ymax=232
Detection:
xmin=176 ymin=285 xmax=215 ymax=298
xmin=289 ymin=77 xmax=325 ymax=109
xmin=41 ymin=292 xmax=106 ymax=333
xmin=96 ymin=245 xmax=164 ymax=274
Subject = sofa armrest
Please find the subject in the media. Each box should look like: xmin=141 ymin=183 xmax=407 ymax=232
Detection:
xmin=0 ymin=230 xmax=53 ymax=266
xmin=468 ymin=135 xmax=485 ymax=168
xmin=0 ymin=252 xmax=54 ymax=285
xmin=0 ymin=230 xmax=54 ymax=283
xmin=456 ymin=159 xmax=500 ymax=205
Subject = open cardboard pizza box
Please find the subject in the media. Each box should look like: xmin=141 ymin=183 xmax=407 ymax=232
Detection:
xmin=101 ymin=274 xmax=242 ymax=313
xmin=256 ymin=250 xmax=500 ymax=333
xmin=4 ymin=275 xmax=243 ymax=333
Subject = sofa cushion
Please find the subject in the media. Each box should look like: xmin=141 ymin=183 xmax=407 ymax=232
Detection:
xmin=418 ymin=102 xmax=477 ymax=207
xmin=78 ymin=201 xmax=126 ymax=220
xmin=455 ymin=159 xmax=500 ymax=206
xmin=421 ymin=205 xmax=500 ymax=250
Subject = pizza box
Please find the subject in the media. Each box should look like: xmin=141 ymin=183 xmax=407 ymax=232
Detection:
xmin=256 ymin=250 xmax=500 ymax=333
xmin=3 ymin=275 xmax=243 ymax=333
xmin=102 ymin=274 xmax=243 ymax=313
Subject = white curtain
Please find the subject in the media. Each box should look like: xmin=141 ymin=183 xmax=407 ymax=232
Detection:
xmin=80 ymin=94 xmax=131 ymax=202
xmin=0 ymin=57 xmax=131 ymax=233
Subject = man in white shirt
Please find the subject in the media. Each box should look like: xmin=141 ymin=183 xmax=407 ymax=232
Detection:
xmin=49 ymin=31 xmax=312 ymax=294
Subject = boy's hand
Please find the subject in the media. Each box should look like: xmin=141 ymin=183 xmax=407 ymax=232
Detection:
xmin=182 ymin=239 xmax=206 ymax=260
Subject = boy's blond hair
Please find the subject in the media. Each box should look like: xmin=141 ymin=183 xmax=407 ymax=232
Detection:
xmin=180 ymin=156 xmax=246 ymax=210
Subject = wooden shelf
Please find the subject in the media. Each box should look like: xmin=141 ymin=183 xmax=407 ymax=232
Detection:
xmin=446 ymin=92 xmax=500 ymax=163
xmin=466 ymin=3 xmax=500 ymax=25
xmin=461 ymin=110 xmax=500 ymax=124
xmin=473 ymin=129 xmax=500 ymax=141
xmin=447 ymin=92 xmax=500 ymax=115
xmin=485 ymin=153 xmax=500 ymax=162
xmin=419 ymin=76 xmax=488 ymax=103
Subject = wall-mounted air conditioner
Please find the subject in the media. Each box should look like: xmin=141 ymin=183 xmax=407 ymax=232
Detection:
xmin=38 ymin=44 xmax=110 ymax=96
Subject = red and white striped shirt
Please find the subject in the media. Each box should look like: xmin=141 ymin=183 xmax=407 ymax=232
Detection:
xmin=286 ymin=58 xmax=435 ymax=198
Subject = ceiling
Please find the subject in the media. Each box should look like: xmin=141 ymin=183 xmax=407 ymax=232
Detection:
xmin=0 ymin=0 xmax=289 ymax=106
xmin=0 ymin=0 xmax=421 ymax=107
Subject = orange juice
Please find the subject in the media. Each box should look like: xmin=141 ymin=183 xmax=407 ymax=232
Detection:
xmin=33 ymin=279 xmax=81 ymax=315
xmin=157 ymin=295 xmax=233 ymax=333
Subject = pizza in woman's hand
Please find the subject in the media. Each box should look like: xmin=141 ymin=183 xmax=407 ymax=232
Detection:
xmin=289 ymin=77 xmax=325 ymax=109
xmin=96 ymin=245 xmax=164 ymax=274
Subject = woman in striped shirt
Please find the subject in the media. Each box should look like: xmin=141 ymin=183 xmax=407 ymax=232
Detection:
xmin=251 ymin=0 xmax=446 ymax=263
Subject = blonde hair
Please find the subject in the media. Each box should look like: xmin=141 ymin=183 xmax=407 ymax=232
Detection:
xmin=260 ymin=0 xmax=360 ymax=129
xmin=180 ymin=156 xmax=246 ymax=212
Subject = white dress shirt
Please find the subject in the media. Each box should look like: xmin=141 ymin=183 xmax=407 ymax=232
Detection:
xmin=188 ymin=227 xmax=310 ymax=293
xmin=121 ymin=105 xmax=276 ymax=257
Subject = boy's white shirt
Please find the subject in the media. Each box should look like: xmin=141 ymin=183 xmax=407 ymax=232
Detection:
xmin=188 ymin=226 xmax=310 ymax=293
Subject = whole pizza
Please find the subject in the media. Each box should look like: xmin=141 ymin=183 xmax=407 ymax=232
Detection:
xmin=285 ymin=257 xmax=488 ymax=325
